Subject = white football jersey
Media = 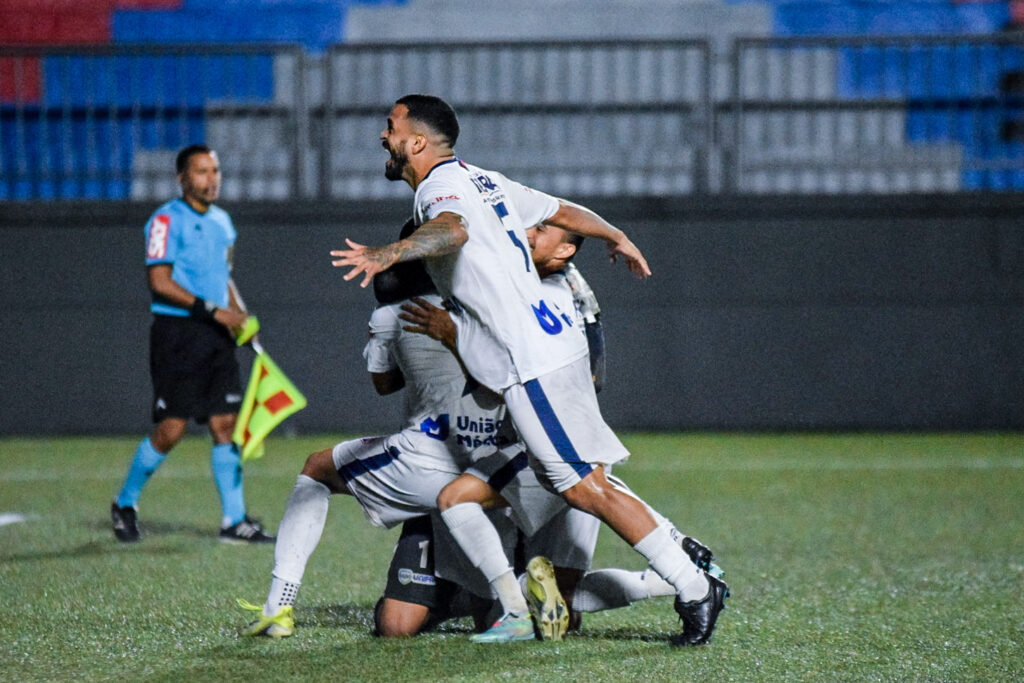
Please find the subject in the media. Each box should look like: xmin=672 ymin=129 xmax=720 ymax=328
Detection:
xmin=414 ymin=158 xmax=589 ymax=390
xmin=362 ymin=294 xmax=506 ymax=473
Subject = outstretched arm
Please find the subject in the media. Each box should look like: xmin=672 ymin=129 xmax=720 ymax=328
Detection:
xmin=330 ymin=212 xmax=468 ymax=288
xmin=543 ymin=199 xmax=652 ymax=279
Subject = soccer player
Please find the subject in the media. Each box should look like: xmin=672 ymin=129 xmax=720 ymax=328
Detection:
xmin=395 ymin=223 xmax=717 ymax=642
xmin=331 ymin=94 xmax=729 ymax=646
xmin=374 ymin=222 xmax=604 ymax=640
xmin=239 ymin=227 xmax=509 ymax=638
xmin=110 ymin=144 xmax=273 ymax=544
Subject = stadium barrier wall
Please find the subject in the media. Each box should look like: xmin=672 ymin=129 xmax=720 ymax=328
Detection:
xmin=2 ymin=193 xmax=1022 ymax=436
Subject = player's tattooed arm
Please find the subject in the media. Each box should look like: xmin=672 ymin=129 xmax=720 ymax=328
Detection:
xmin=331 ymin=212 xmax=468 ymax=288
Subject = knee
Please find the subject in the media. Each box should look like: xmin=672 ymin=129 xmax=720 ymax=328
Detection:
xmin=373 ymin=598 xmax=429 ymax=638
xmin=436 ymin=483 xmax=463 ymax=512
xmin=207 ymin=414 xmax=237 ymax=444
xmin=151 ymin=420 xmax=186 ymax=453
xmin=561 ymin=475 xmax=610 ymax=515
xmin=300 ymin=449 xmax=338 ymax=485
xmin=437 ymin=475 xmax=493 ymax=511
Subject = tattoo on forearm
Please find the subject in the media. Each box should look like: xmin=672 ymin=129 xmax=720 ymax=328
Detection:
xmin=388 ymin=219 xmax=466 ymax=263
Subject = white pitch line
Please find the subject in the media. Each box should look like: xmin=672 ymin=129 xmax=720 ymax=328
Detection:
xmin=0 ymin=513 xmax=29 ymax=527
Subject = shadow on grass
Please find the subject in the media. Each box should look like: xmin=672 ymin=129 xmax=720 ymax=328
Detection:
xmin=87 ymin=517 xmax=217 ymax=540
xmin=575 ymin=624 xmax=677 ymax=644
xmin=302 ymin=603 xmax=379 ymax=632
xmin=3 ymin=539 xmax=187 ymax=562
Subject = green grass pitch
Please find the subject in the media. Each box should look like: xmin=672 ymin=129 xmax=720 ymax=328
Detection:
xmin=2 ymin=433 xmax=1022 ymax=681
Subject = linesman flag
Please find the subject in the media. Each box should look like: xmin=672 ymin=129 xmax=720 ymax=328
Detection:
xmin=232 ymin=348 xmax=307 ymax=462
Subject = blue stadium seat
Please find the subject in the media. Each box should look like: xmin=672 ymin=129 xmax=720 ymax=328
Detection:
xmin=112 ymin=5 xmax=346 ymax=51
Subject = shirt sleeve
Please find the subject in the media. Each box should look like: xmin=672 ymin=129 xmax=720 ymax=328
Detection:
xmin=501 ymin=175 xmax=559 ymax=228
xmin=145 ymin=211 xmax=178 ymax=265
xmin=362 ymin=305 xmax=401 ymax=373
xmin=415 ymin=173 xmax=469 ymax=223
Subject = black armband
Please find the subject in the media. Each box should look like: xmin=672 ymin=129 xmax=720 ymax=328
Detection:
xmin=191 ymin=297 xmax=218 ymax=321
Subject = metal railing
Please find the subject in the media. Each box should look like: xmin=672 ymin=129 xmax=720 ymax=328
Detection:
xmin=725 ymin=34 xmax=1024 ymax=193
xmin=319 ymin=40 xmax=712 ymax=198
xmin=0 ymin=44 xmax=307 ymax=201
xmin=1 ymin=35 xmax=1022 ymax=200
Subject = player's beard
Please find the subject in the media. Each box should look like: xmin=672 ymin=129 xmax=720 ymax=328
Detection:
xmin=384 ymin=144 xmax=408 ymax=181
xmin=183 ymin=182 xmax=218 ymax=209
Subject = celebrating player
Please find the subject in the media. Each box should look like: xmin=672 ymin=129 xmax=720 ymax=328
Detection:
xmin=110 ymin=144 xmax=273 ymax=545
xmin=238 ymin=222 xmax=509 ymax=638
xmin=331 ymin=94 xmax=728 ymax=646
xmin=396 ymin=223 xmax=718 ymax=642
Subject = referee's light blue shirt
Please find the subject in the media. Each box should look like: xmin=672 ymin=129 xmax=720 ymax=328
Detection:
xmin=144 ymin=198 xmax=236 ymax=317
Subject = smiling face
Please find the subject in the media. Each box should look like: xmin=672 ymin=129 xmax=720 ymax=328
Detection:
xmin=178 ymin=150 xmax=220 ymax=212
xmin=381 ymin=104 xmax=415 ymax=182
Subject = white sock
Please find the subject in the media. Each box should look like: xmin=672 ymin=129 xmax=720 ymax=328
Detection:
xmin=440 ymin=502 xmax=528 ymax=615
xmin=266 ymin=577 xmax=300 ymax=615
xmin=633 ymin=526 xmax=709 ymax=602
xmin=264 ymin=474 xmax=331 ymax=615
xmin=572 ymin=568 xmax=676 ymax=612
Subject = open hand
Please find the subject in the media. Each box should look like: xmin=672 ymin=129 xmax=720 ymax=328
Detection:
xmin=331 ymin=239 xmax=397 ymax=288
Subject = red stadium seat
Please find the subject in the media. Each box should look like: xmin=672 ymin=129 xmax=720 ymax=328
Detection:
xmin=0 ymin=57 xmax=41 ymax=103
xmin=0 ymin=10 xmax=110 ymax=44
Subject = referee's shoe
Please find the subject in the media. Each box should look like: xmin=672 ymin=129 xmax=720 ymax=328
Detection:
xmin=111 ymin=502 xmax=141 ymax=543
xmin=219 ymin=516 xmax=275 ymax=544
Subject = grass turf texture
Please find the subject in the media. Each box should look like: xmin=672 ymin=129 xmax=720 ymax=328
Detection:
xmin=1 ymin=433 xmax=1022 ymax=681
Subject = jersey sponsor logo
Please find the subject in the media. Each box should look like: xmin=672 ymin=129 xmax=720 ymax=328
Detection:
xmin=532 ymin=300 xmax=564 ymax=335
xmin=419 ymin=414 xmax=449 ymax=441
xmin=423 ymin=194 xmax=461 ymax=212
xmin=469 ymin=173 xmax=498 ymax=193
xmin=147 ymin=214 xmax=171 ymax=259
xmin=397 ymin=568 xmax=437 ymax=586
xmin=455 ymin=415 xmax=505 ymax=449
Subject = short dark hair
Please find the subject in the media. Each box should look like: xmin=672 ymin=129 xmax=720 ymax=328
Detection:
xmin=176 ymin=144 xmax=213 ymax=174
xmin=396 ymin=94 xmax=459 ymax=148
xmin=566 ymin=232 xmax=584 ymax=253
xmin=372 ymin=218 xmax=438 ymax=305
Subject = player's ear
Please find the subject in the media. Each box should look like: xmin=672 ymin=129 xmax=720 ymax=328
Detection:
xmin=555 ymin=242 xmax=576 ymax=261
xmin=411 ymin=133 xmax=427 ymax=154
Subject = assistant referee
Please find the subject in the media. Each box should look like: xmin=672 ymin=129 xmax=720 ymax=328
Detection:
xmin=111 ymin=144 xmax=274 ymax=545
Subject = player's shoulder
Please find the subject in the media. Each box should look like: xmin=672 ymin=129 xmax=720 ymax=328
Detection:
xmin=368 ymin=302 xmax=402 ymax=331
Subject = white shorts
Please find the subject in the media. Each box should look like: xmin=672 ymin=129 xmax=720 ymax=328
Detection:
xmin=467 ymin=444 xmax=602 ymax=572
xmin=331 ymin=436 xmax=458 ymax=529
xmin=503 ymin=356 xmax=630 ymax=493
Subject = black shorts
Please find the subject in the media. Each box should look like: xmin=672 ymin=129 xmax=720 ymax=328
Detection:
xmin=149 ymin=314 xmax=242 ymax=424
xmin=382 ymin=516 xmax=458 ymax=610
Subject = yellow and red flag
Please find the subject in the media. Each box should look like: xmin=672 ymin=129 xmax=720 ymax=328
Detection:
xmin=232 ymin=351 xmax=307 ymax=462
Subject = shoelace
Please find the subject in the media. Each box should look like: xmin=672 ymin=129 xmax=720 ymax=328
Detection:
xmin=237 ymin=598 xmax=264 ymax=613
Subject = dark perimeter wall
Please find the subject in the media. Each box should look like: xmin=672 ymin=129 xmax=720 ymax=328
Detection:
xmin=1 ymin=194 xmax=1022 ymax=435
